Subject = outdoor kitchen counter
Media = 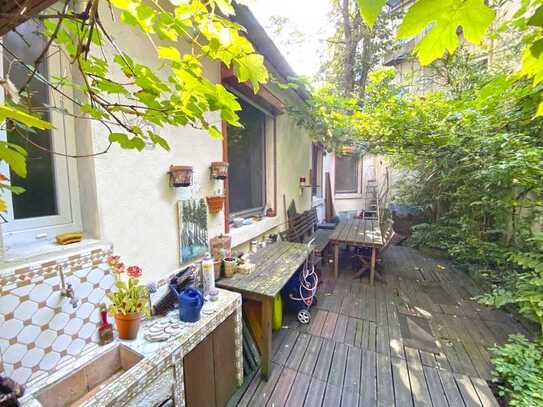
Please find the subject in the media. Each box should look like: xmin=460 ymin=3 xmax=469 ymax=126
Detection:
xmin=19 ymin=288 xmax=242 ymax=407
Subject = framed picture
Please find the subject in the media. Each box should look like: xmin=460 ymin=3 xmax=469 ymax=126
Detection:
xmin=178 ymin=198 xmax=209 ymax=264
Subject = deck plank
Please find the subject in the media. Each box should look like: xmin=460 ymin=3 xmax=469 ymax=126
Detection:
xmin=265 ymin=367 xmax=297 ymax=407
xmin=313 ymin=338 xmax=335 ymax=382
xmin=303 ymin=377 xmax=327 ymax=407
xmin=376 ymin=353 xmax=395 ymax=407
xmin=359 ymin=350 xmax=377 ymax=406
xmin=285 ymin=333 xmax=311 ymax=371
xmin=285 ymin=372 xmax=312 ymax=405
xmin=299 ymin=336 xmax=323 ymax=377
xmin=391 ymin=357 xmax=414 ymax=407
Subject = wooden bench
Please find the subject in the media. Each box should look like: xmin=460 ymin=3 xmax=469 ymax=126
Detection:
xmin=280 ymin=208 xmax=333 ymax=263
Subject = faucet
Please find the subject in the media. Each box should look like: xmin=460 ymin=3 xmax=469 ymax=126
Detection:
xmin=59 ymin=267 xmax=78 ymax=308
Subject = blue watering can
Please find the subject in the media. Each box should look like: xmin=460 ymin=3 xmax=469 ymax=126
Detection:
xmin=169 ymin=286 xmax=204 ymax=322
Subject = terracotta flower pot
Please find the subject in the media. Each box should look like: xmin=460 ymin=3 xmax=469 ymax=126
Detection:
xmin=210 ymin=161 xmax=229 ymax=179
xmin=114 ymin=312 xmax=141 ymax=340
xmin=169 ymin=165 xmax=193 ymax=187
xmin=206 ymin=196 xmax=224 ymax=214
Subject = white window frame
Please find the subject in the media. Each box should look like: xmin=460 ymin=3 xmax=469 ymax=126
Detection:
xmin=0 ymin=25 xmax=81 ymax=251
xmin=311 ymin=143 xmax=324 ymax=199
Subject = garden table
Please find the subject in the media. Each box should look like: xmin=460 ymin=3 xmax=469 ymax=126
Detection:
xmin=329 ymin=218 xmax=384 ymax=285
xmin=216 ymin=240 xmax=311 ymax=380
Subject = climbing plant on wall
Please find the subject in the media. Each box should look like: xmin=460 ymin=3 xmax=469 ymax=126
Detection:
xmin=0 ymin=0 xmax=268 ymax=213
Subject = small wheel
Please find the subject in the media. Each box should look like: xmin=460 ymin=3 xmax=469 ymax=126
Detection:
xmin=297 ymin=309 xmax=311 ymax=324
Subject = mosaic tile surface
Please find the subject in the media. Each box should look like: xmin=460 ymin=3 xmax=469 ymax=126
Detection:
xmin=0 ymin=245 xmax=114 ymax=386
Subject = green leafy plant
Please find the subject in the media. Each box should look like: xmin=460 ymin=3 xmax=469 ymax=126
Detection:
xmin=491 ymin=334 xmax=543 ymax=406
xmin=0 ymin=0 xmax=269 ymax=213
xmin=106 ymin=256 xmax=150 ymax=316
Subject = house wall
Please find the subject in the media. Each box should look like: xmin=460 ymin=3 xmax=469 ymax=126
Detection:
xmin=70 ymin=4 xmax=313 ymax=282
xmin=323 ymin=152 xmax=391 ymax=218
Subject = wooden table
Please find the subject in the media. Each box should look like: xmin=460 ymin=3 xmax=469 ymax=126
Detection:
xmin=329 ymin=218 xmax=384 ymax=285
xmin=216 ymin=241 xmax=311 ymax=380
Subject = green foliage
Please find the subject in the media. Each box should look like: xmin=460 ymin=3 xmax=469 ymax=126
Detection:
xmin=397 ymin=0 xmax=495 ymax=65
xmin=480 ymin=233 xmax=543 ymax=333
xmin=491 ymin=334 xmax=543 ymax=406
xmin=0 ymin=0 xmax=269 ymax=212
xmin=108 ymin=276 xmax=150 ymax=316
xmin=357 ymin=0 xmax=388 ymax=29
xmin=41 ymin=0 xmax=268 ymax=150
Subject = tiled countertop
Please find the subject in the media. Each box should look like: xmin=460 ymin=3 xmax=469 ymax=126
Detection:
xmin=20 ymin=288 xmax=242 ymax=407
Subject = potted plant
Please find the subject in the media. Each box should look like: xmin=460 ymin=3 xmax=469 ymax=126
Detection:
xmin=223 ymin=256 xmax=238 ymax=278
xmin=168 ymin=165 xmax=193 ymax=187
xmin=210 ymin=161 xmax=229 ymax=180
xmin=206 ymin=195 xmax=225 ymax=213
xmin=106 ymin=256 xmax=150 ymax=339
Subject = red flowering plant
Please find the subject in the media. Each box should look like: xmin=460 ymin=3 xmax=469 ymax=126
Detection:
xmin=106 ymin=256 xmax=150 ymax=317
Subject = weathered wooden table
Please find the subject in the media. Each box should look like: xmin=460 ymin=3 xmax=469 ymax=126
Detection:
xmin=216 ymin=241 xmax=311 ymax=380
xmin=329 ymin=218 xmax=384 ymax=285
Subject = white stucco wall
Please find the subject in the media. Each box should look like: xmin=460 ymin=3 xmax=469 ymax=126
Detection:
xmin=72 ymin=5 xmax=313 ymax=282
xmin=324 ymin=153 xmax=392 ymax=218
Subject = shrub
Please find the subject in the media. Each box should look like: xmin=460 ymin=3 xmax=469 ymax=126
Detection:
xmin=491 ymin=334 xmax=543 ymax=407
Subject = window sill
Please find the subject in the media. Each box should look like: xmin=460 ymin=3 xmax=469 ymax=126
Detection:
xmin=0 ymin=238 xmax=111 ymax=275
xmin=335 ymin=193 xmax=362 ymax=200
xmin=229 ymin=216 xmax=280 ymax=248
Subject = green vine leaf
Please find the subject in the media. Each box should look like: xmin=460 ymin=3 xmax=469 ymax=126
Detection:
xmin=397 ymin=0 xmax=496 ymax=65
xmin=0 ymin=104 xmax=53 ymax=130
xmin=357 ymin=0 xmax=387 ymax=29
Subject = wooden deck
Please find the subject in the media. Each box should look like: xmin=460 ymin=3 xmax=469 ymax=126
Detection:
xmin=229 ymin=245 xmax=533 ymax=407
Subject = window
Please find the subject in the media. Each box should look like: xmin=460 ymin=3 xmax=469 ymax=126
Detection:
xmin=311 ymin=144 xmax=323 ymax=198
xmin=227 ymin=99 xmax=266 ymax=217
xmin=335 ymin=155 xmax=359 ymax=193
xmin=1 ymin=20 xmax=81 ymax=250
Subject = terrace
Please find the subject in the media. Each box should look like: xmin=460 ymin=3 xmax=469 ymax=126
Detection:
xmin=230 ymin=245 xmax=532 ymax=407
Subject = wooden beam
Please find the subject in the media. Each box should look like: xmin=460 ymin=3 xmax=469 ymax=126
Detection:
xmin=0 ymin=0 xmax=58 ymax=36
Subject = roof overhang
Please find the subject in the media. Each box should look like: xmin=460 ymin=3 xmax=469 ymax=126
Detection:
xmin=0 ymin=0 xmax=57 ymax=36
xmin=232 ymin=2 xmax=310 ymax=102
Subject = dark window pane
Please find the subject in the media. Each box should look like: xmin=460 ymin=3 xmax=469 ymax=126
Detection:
xmin=3 ymin=21 xmax=57 ymax=219
xmin=335 ymin=155 xmax=358 ymax=193
xmin=227 ymin=100 xmax=265 ymax=215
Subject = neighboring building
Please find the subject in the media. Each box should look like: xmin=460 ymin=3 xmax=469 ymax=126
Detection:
xmin=384 ymin=0 xmax=521 ymax=95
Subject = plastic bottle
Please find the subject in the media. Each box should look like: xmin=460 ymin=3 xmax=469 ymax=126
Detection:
xmin=201 ymin=253 xmax=215 ymax=299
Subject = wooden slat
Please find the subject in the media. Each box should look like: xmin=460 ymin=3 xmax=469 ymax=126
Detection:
xmin=454 ymin=374 xmax=483 ymax=407
xmin=313 ymin=339 xmax=335 ymax=381
xmin=303 ymin=377 xmax=327 ymax=407
xmin=423 ymin=366 xmax=449 ymax=407
xmin=405 ymin=347 xmax=433 ymax=406
xmin=359 ymin=350 xmax=377 ymax=406
xmin=328 ymin=342 xmax=348 ymax=387
xmin=438 ymin=369 xmax=465 ymax=406
xmin=217 ymin=241 xmax=311 ymax=298
xmin=323 ymin=382 xmax=342 ymax=406
xmin=285 ymin=333 xmax=311 ymax=370
xmin=470 ymin=377 xmax=500 ymax=407
xmin=376 ymin=353 xmax=395 ymax=406
xmin=265 ymin=367 xmax=297 ymax=407
xmin=286 ymin=372 xmax=312 ymax=405
xmin=273 ymin=329 xmax=298 ymax=365
xmin=391 ymin=357 xmax=414 ymax=407
xmin=299 ymin=336 xmax=323 ymax=377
